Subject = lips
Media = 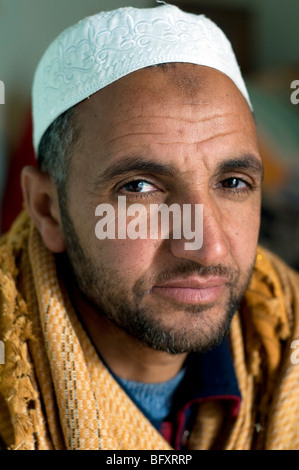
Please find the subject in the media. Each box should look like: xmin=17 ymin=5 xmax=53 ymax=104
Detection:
xmin=151 ymin=276 xmax=228 ymax=304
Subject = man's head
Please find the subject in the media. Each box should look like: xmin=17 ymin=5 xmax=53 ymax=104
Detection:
xmin=22 ymin=6 xmax=263 ymax=356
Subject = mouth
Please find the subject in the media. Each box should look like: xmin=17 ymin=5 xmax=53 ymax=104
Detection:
xmin=151 ymin=276 xmax=229 ymax=305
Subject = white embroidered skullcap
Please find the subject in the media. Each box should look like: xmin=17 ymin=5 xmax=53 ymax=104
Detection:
xmin=32 ymin=3 xmax=252 ymax=155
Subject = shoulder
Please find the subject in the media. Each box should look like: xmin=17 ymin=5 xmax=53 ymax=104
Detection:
xmin=240 ymin=246 xmax=299 ymax=364
xmin=256 ymin=246 xmax=299 ymax=324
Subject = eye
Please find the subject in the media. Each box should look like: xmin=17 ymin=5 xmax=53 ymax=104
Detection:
xmin=120 ymin=180 xmax=158 ymax=193
xmin=221 ymin=177 xmax=248 ymax=190
xmin=215 ymin=176 xmax=254 ymax=197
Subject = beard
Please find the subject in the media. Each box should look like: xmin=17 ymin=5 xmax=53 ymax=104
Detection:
xmin=59 ymin=198 xmax=255 ymax=356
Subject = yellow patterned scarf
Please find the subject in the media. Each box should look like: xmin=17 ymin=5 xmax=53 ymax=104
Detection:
xmin=0 ymin=211 xmax=299 ymax=450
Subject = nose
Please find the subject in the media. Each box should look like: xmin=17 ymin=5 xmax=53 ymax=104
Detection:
xmin=169 ymin=194 xmax=230 ymax=266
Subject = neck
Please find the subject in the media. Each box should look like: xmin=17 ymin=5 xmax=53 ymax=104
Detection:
xmin=68 ymin=280 xmax=187 ymax=383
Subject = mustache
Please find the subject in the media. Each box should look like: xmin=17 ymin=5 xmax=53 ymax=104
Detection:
xmin=134 ymin=261 xmax=238 ymax=296
xmin=155 ymin=262 xmax=236 ymax=283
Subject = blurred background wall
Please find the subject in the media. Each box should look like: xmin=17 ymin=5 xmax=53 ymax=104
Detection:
xmin=0 ymin=0 xmax=298 ymax=266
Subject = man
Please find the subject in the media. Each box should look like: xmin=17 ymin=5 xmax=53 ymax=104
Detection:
xmin=0 ymin=4 xmax=298 ymax=450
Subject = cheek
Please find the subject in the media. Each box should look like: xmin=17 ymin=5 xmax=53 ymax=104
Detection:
xmin=73 ymin=198 xmax=157 ymax=281
xmin=224 ymin=201 xmax=261 ymax=266
xmin=92 ymin=237 xmax=158 ymax=280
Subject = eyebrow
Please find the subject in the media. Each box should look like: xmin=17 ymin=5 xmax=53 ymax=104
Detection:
xmin=94 ymin=157 xmax=179 ymax=188
xmin=216 ymin=155 xmax=264 ymax=180
xmin=94 ymin=153 xmax=264 ymax=189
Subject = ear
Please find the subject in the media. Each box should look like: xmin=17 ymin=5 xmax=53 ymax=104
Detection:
xmin=21 ymin=166 xmax=66 ymax=253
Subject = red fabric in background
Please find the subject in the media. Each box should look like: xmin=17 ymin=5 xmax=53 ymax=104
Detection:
xmin=1 ymin=111 xmax=36 ymax=233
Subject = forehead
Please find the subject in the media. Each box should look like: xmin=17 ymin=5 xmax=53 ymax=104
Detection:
xmin=77 ymin=64 xmax=251 ymax=123
xmin=71 ymin=64 xmax=257 ymax=176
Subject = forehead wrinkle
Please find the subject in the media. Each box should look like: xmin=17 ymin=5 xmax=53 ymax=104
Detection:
xmin=155 ymin=130 xmax=239 ymax=146
xmin=101 ymin=114 xmax=244 ymax=150
xmin=104 ymin=112 xmax=241 ymax=137
xmin=103 ymin=131 xmax=166 ymax=148
xmin=108 ymin=112 xmax=237 ymax=126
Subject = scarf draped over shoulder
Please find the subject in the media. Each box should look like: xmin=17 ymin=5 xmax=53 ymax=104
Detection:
xmin=0 ymin=211 xmax=299 ymax=450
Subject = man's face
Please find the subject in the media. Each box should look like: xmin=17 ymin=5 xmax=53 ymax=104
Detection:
xmin=60 ymin=64 xmax=263 ymax=354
